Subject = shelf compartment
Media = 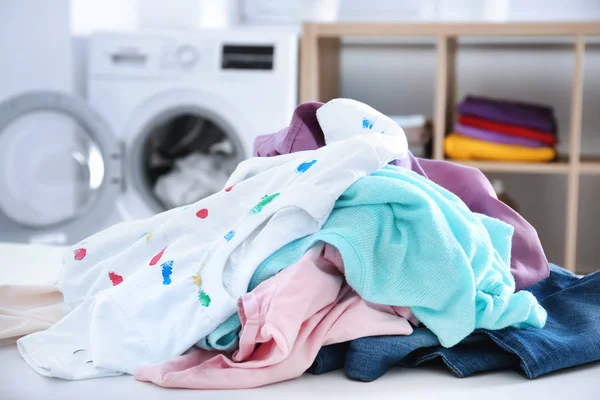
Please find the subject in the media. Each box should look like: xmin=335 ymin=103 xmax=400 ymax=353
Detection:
xmin=579 ymin=161 xmax=600 ymax=174
xmin=577 ymin=176 xmax=600 ymax=273
xmin=484 ymin=173 xmax=567 ymax=268
xmin=299 ymin=22 xmax=591 ymax=272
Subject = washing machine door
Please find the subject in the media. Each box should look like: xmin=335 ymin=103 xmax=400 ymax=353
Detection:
xmin=119 ymin=89 xmax=249 ymax=220
xmin=0 ymin=91 xmax=122 ymax=245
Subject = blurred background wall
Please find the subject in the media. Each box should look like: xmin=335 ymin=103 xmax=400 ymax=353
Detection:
xmin=17 ymin=0 xmax=600 ymax=269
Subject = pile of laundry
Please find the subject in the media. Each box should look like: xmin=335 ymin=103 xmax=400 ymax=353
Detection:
xmin=445 ymin=95 xmax=558 ymax=162
xmin=9 ymin=99 xmax=600 ymax=389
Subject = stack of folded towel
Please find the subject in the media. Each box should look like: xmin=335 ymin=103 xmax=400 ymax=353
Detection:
xmin=445 ymin=95 xmax=558 ymax=162
xmin=389 ymin=115 xmax=432 ymax=158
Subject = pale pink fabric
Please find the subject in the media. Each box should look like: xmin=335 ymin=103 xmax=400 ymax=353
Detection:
xmin=135 ymin=244 xmax=415 ymax=389
xmin=0 ymin=284 xmax=63 ymax=346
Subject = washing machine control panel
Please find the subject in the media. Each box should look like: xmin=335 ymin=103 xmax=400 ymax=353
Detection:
xmin=160 ymin=39 xmax=214 ymax=73
xmin=220 ymin=44 xmax=275 ymax=70
xmin=176 ymin=45 xmax=200 ymax=68
xmin=89 ymin=32 xmax=295 ymax=82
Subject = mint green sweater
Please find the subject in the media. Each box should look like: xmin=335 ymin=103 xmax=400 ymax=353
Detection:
xmin=200 ymin=165 xmax=546 ymax=349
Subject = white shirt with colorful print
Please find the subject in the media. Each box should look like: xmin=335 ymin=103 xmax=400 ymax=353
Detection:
xmin=16 ymin=130 xmax=408 ymax=380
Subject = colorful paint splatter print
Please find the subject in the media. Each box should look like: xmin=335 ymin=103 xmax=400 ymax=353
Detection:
xmin=250 ymin=193 xmax=280 ymax=214
xmin=198 ymin=289 xmax=211 ymax=307
xmin=149 ymin=246 xmax=168 ymax=266
xmin=362 ymin=117 xmax=375 ymax=129
xmin=224 ymin=230 xmax=236 ymax=242
xmin=73 ymin=248 xmax=87 ymax=261
xmin=192 ymin=262 xmax=205 ymax=287
xmin=108 ymin=271 xmax=123 ymax=286
xmin=191 ymin=262 xmax=211 ymax=306
xmin=296 ymin=160 xmax=317 ymax=173
xmin=196 ymin=208 xmax=209 ymax=219
xmin=192 ymin=274 xmax=202 ymax=287
xmin=161 ymin=260 xmax=174 ymax=285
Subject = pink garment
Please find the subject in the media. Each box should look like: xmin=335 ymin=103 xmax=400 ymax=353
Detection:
xmin=0 ymin=284 xmax=63 ymax=346
xmin=135 ymin=244 xmax=414 ymax=389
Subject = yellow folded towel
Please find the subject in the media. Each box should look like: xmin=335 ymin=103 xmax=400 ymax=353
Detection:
xmin=444 ymin=133 xmax=556 ymax=162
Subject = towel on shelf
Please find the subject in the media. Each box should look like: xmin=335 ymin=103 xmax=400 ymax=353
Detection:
xmin=389 ymin=115 xmax=432 ymax=146
xmin=458 ymin=95 xmax=557 ymax=133
xmin=454 ymin=123 xmax=546 ymax=147
xmin=389 ymin=114 xmax=427 ymax=128
xmin=444 ymin=133 xmax=557 ymax=162
xmin=459 ymin=115 xmax=557 ymax=145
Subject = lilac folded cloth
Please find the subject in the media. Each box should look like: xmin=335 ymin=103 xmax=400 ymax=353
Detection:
xmin=252 ymin=102 xmax=325 ymax=156
xmin=253 ymin=102 xmax=549 ymax=291
xmin=458 ymin=95 xmax=556 ymax=133
xmin=454 ymin=123 xmax=546 ymax=147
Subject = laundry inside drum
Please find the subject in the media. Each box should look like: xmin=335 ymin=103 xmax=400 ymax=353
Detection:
xmin=141 ymin=113 xmax=242 ymax=211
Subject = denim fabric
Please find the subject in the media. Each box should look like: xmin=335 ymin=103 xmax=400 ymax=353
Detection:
xmin=309 ymin=264 xmax=600 ymax=380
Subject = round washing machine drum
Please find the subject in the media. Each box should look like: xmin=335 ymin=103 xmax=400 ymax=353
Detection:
xmin=120 ymin=93 xmax=248 ymax=218
xmin=0 ymin=91 xmax=121 ymax=245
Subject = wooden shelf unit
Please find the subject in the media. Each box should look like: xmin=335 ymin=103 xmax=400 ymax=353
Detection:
xmin=299 ymin=22 xmax=600 ymax=272
xmin=454 ymin=160 xmax=572 ymax=174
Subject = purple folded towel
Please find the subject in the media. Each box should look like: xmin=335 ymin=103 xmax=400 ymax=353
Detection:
xmin=458 ymin=96 xmax=556 ymax=133
xmin=454 ymin=123 xmax=546 ymax=147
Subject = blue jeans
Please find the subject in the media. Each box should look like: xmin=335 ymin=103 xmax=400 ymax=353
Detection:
xmin=308 ymin=264 xmax=600 ymax=380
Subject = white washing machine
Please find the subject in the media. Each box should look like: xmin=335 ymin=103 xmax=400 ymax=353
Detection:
xmin=0 ymin=1 xmax=119 ymax=245
xmin=1 ymin=28 xmax=297 ymax=246
xmin=0 ymin=29 xmax=298 ymax=244
xmin=0 ymin=10 xmax=298 ymax=244
xmin=88 ymin=29 xmax=298 ymax=222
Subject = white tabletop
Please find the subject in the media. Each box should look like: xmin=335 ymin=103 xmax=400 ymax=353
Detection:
xmin=1 ymin=343 xmax=599 ymax=400
xmin=1 ymin=242 xmax=599 ymax=399
xmin=0 ymin=242 xmax=66 ymax=285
